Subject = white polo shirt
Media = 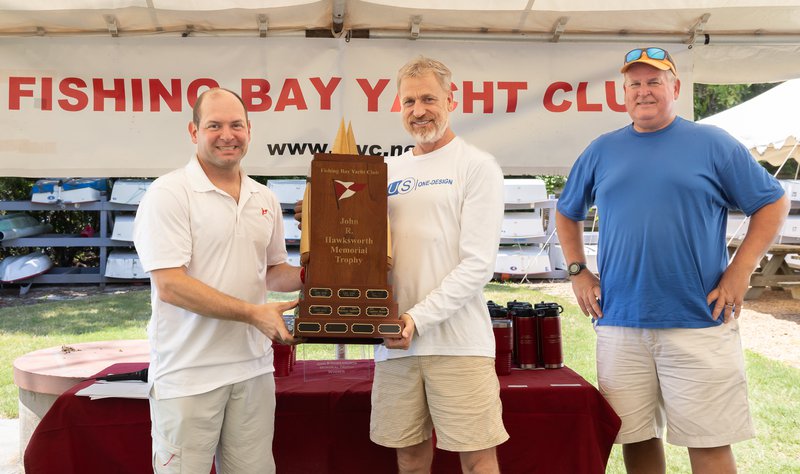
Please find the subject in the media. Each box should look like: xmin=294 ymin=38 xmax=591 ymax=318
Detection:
xmin=133 ymin=156 xmax=288 ymax=399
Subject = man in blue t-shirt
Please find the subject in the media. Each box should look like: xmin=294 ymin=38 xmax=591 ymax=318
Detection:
xmin=556 ymin=47 xmax=788 ymax=473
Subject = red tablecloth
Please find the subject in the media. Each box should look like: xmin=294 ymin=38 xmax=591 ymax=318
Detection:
xmin=25 ymin=360 xmax=620 ymax=474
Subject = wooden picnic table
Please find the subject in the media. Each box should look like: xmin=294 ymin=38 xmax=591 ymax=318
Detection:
xmin=728 ymin=240 xmax=800 ymax=299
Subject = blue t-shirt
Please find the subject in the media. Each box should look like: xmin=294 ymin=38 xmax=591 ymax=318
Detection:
xmin=558 ymin=116 xmax=784 ymax=328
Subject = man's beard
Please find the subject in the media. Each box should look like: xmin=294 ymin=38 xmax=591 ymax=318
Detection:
xmin=406 ymin=116 xmax=448 ymax=144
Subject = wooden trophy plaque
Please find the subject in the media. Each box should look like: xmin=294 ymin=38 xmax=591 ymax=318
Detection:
xmin=295 ymin=153 xmax=402 ymax=344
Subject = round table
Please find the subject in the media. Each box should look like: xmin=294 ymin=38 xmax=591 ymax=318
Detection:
xmin=12 ymin=340 xmax=150 ymax=460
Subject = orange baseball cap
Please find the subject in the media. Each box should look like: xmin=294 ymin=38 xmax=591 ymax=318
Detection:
xmin=621 ymin=47 xmax=678 ymax=76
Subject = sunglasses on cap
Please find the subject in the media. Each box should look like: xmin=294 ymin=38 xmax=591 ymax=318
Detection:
xmin=621 ymin=47 xmax=677 ymax=76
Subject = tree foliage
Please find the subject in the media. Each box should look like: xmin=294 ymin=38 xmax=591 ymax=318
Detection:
xmin=693 ymin=83 xmax=780 ymax=121
xmin=760 ymin=159 xmax=798 ymax=180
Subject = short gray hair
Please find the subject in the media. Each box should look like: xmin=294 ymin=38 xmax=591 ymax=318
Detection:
xmin=397 ymin=56 xmax=452 ymax=93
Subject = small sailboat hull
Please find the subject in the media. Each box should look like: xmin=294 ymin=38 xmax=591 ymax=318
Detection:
xmin=267 ymin=179 xmax=306 ymax=210
xmin=105 ymin=251 xmax=148 ymax=279
xmin=0 ymin=251 xmax=54 ymax=283
xmin=110 ymin=179 xmax=153 ymax=205
xmin=0 ymin=214 xmax=52 ymax=241
xmin=111 ymin=215 xmax=135 ymax=242
xmin=495 ymin=245 xmax=552 ymax=276
xmin=31 ymin=178 xmax=108 ymax=204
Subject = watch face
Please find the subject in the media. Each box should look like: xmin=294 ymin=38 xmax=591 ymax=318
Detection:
xmin=568 ymin=263 xmax=579 ymax=274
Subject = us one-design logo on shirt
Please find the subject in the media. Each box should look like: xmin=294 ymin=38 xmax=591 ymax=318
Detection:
xmin=387 ymin=177 xmax=416 ymax=196
xmin=388 ymin=177 xmax=454 ymax=196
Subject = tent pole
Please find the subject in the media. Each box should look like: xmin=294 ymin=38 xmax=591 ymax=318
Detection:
xmin=368 ymin=30 xmax=800 ymax=46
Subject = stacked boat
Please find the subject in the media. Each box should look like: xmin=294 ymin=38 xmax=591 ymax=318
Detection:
xmin=494 ymin=179 xmax=555 ymax=280
xmin=0 ymin=213 xmax=54 ymax=283
xmin=267 ymin=179 xmax=306 ymax=267
xmin=0 ymin=251 xmax=53 ymax=283
xmin=31 ymin=178 xmax=109 ymax=204
xmin=727 ymin=179 xmax=800 ymax=245
xmin=106 ymin=179 xmax=152 ymax=280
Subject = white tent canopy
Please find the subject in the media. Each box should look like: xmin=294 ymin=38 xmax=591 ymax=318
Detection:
xmin=698 ymin=79 xmax=800 ymax=166
xmin=3 ymin=1 xmax=800 ymax=39
xmin=2 ymin=0 xmax=800 ymax=83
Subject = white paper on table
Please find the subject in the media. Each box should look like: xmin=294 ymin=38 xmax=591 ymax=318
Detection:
xmin=75 ymin=380 xmax=150 ymax=400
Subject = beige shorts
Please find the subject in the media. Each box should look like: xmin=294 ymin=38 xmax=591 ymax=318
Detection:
xmin=595 ymin=320 xmax=755 ymax=448
xmin=150 ymin=373 xmax=276 ymax=473
xmin=370 ymin=355 xmax=509 ymax=452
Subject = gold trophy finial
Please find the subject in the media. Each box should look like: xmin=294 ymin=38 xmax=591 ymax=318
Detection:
xmin=346 ymin=121 xmax=357 ymax=154
xmin=332 ymin=119 xmax=358 ymax=155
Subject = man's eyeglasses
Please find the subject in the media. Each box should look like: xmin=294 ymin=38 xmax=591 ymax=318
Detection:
xmin=623 ymin=47 xmax=677 ymax=75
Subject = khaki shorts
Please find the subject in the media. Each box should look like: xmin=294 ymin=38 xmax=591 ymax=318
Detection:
xmin=595 ymin=320 xmax=755 ymax=448
xmin=150 ymin=373 xmax=276 ymax=473
xmin=370 ymin=355 xmax=509 ymax=452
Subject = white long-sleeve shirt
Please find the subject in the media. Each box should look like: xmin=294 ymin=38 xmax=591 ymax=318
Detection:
xmin=375 ymin=136 xmax=505 ymax=361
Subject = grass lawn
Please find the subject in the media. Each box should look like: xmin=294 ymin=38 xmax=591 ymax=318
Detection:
xmin=1 ymin=282 xmax=798 ymax=472
xmin=0 ymin=289 xmax=152 ymax=417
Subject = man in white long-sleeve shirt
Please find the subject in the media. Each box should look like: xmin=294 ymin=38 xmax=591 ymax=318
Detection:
xmin=370 ymin=57 xmax=508 ymax=474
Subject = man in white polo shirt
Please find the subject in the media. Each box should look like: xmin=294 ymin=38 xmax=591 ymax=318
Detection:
xmin=133 ymin=87 xmax=301 ymax=474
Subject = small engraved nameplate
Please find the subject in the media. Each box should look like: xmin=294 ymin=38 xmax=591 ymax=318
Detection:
xmin=309 ymin=305 xmax=332 ymax=315
xmin=309 ymin=288 xmax=333 ymax=298
xmin=378 ymin=324 xmax=402 ymax=335
xmin=366 ymin=290 xmax=389 ymax=299
xmin=352 ymin=323 xmax=375 ymax=334
xmin=325 ymin=323 xmax=349 ymax=333
xmin=297 ymin=322 xmax=322 ymax=333
xmin=366 ymin=307 xmax=389 ymax=317
xmin=338 ymin=289 xmax=361 ymax=299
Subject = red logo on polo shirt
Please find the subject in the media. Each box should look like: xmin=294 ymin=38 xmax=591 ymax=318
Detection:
xmin=261 ymin=208 xmax=269 ymax=216
xmin=333 ymin=180 xmax=366 ymax=202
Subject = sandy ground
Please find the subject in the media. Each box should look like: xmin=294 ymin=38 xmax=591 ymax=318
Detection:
xmin=0 ymin=419 xmax=17 ymax=474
